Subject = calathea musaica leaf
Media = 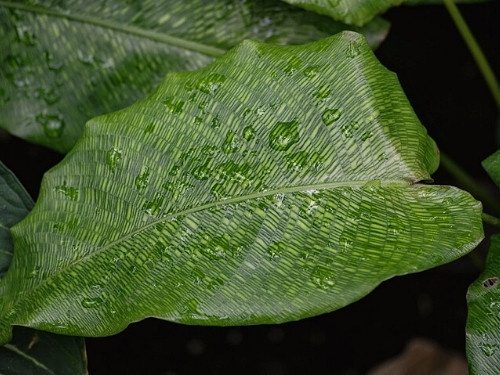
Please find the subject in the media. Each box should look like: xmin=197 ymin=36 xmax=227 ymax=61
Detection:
xmin=0 ymin=32 xmax=483 ymax=344
xmin=0 ymin=0 xmax=389 ymax=153
xmin=0 ymin=161 xmax=87 ymax=374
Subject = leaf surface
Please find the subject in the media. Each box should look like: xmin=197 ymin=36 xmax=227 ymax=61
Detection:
xmin=0 ymin=0 xmax=389 ymax=153
xmin=466 ymin=235 xmax=500 ymax=375
xmin=0 ymin=33 xmax=483 ymax=343
xmin=281 ymin=0 xmax=491 ymax=26
xmin=482 ymin=150 xmax=500 ymax=187
xmin=0 ymin=161 xmax=86 ymax=375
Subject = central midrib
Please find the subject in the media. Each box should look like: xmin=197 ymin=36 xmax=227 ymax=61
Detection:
xmin=0 ymin=1 xmax=226 ymax=57
xmin=4 ymin=178 xmax=412 ymax=321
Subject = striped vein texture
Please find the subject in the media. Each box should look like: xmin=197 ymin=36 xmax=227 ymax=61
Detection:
xmin=0 ymin=162 xmax=86 ymax=374
xmin=0 ymin=0 xmax=389 ymax=153
xmin=0 ymin=32 xmax=483 ymax=344
xmin=466 ymin=235 xmax=500 ymax=375
xmin=281 ymin=0 xmax=491 ymax=26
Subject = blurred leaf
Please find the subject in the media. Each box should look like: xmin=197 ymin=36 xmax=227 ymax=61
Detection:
xmin=0 ymin=161 xmax=86 ymax=374
xmin=0 ymin=0 xmax=389 ymax=153
xmin=281 ymin=0 xmax=491 ymax=26
xmin=0 ymin=33 xmax=482 ymax=343
xmin=466 ymin=235 xmax=500 ymax=375
xmin=482 ymin=150 xmax=500 ymax=187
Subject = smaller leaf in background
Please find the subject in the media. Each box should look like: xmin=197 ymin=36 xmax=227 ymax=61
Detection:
xmin=280 ymin=0 xmax=492 ymax=26
xmin=0 ymin=161 xmax=87 ymax=375
xmin=466 ymin=235 xmax=500 ymax=375
xmin=0 ymin=327 xmax=87 ymax=375
xmin=482 ymin=150 xmax=500 ymax=187
xmin=0 ymin=0 xmax=389 ymax=153
xmin=0 ymin=160 xmax=33 ymax=277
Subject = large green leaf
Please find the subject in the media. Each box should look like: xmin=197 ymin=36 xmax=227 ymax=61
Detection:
xmin=0 ymin=161 xmax=86 ymax=374
xmin=0 ymin=0 xmax=389 ymax=153
xmin=466 ymin=235 xmax=500 ymax=375
xmin=281 ymin=0 xmax=491 ymax=26
xmin=0 ymin=32 xmax=483 ymax=344
xmin=0 ymin=161 xmax=33 ymax=277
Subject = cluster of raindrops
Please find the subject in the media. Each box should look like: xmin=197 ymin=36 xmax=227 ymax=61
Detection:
xmin=55 ymin=182 xmax=79 ymax=201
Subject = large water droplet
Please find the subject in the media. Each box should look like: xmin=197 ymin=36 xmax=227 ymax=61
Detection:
xmin=135 ymin=166 xmax=150 ymax=190
xmin=322 ymin=108 xmax=341 ymax=126
xmin=311 ymin=266 xmax=335 ymax=289
xmin=55 ymin=183 xmax=79 ymax=201
xmin=269 ymin=120 xmax=300 ymax=151
xmin=36 ymin=113 xmax=65 ymax=138
xmin=479 ymin=342 xmax=498 ymax=357
xmin=197 ymin=73 xmax=226 ymax=94
xmin=106 ymin=147 xmax=122 ymax=171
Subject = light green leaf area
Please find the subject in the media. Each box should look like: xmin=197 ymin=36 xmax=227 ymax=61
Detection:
xmin=0 ymin=0 xmax=389 ymax=153
xmin=482 ymin=150 xmax=500 ymax=187
xmin=0 ymin=327 xmax=87 ymax=375
xmin=466 ymin=235 xmax=500 ymax=375
xmin=0 ymin=33 xmax=483 ymax=343
xmin=281 ymin=0 xmax=490 ymax=26
xmin=0 ymin=161 xmax=86 ymax=375
xmin=0 ymin=161 xmax=33 ymax=277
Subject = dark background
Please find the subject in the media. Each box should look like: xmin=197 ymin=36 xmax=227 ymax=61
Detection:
xmin=1 ymin=2 xmax=499 ymax=374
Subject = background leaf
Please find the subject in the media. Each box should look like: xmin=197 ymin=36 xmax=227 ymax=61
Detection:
xmin=466 ymin=235 xmax=500 ymax=375
xmin=280 ymin=0 xmax=491 ymax=26
xmin=0 ymin=33 xmax=482 ymax=344
xmin=0 ymin=161 xmax=86 ymax=375
xmin=482 ymin=149 xmax=500 ymax=187
xmin=0 ymin=0 xmax=389 ymax=153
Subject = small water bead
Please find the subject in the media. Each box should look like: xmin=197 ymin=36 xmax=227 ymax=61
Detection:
xmin=283 ymin=56 xmax=303 ymax=74
xmin=164 ymin=97 xmax=184 ymax=114
xmin=479 ymin=342 xmax=498 ymax=357
xmin=222 ymin=130 xmax=239 ymax=154
xmin=242 ymin=126 xmax=255 ymax=141
xmin=135 ymin=166 xmax=150 ymax=190
xmin=36 ymin=113 xmax=65 ymax=138
xmin=55 ymin=183 xmax=79 ymax=201
xmin=314 ymin=85 xmax=331 ymax=100
xmin=38 ymin=86 xmax=60 ymax=105
xmin=106 ymin=147 xmax=122 ymax=171
xmin=197 ymin=73 xmax=226 ymax=95
xmin=303 ymin=66 xmax=319 ymax=78
xmin=267 ymin=241 xmax=285 ymax=259
xmin=311 ymin=267 xmax=335 ymax=290
xmin=346 ymin=41 xmax=361 ymax=58
xmin=322 ymin=108 xmax=341 ymax=126
xmin=15 ymin=25 xmax=36 ymax=46
xmin=269 ymin=120 xmax=300 ymax=152
xmin=81 ymin=296 xmax=104 ymax=309
xmin=210 ymin=116 xmax=220 ymax=129
xmin=142 ymin=195 xmax=164 ymax=216
xmin=77 ymin=50 xmax=95 ymax=65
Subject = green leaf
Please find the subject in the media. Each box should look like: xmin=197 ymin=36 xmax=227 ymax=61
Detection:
xmin=0 ymin=0 xmax=389 ymax=153
xmin=482 ymin=149 xmax=500 ymax=187
xmin=0 ymin=327 xmax=87 ymax=375
xmin=0 ymin=161 xmax=86 ymax=374
xmin=0 ymin=32 xmax=483 ymax=343
xmin=466 ymin=235 xmax=500 ymax=375
xmin=280 ymin=0 xmax=491 ymax=26
xmin=0 ymin=161 xmax=33 ymax=277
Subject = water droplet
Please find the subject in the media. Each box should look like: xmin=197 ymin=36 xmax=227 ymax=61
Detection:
xmin=38 ymin=87 xmax=60 ymax=105
xmin=269 ymin=120 xmax=300 ymax=152
xmin=210 ymin=116 xmax=221 ymax=129
xmin=81 ymin=297 xmax=103 ymax=308
xmin=16 ymin=26 xmax=36 ymax=46
xmin=479 ymin=342 xmax=498 ymax=357
xmin=77 ymin=50 xmax=94 ymax=65
xmin=256 ymin=106 xmax=266 ymax=116
xmin=142 ymin=195 xmax=164 ymax=216
xmin=303 ymin=66 xmax=319 ymax=78
xmin=242 ymin=126 xmax=255 ymax=141
xmin=36 ymin=113 xmax=65 ymax=138
xmin=191 ymin=162 xmax=211 ymax=181
xmin=29 ymin=266 xmax=41 ymax=278
xmin=221 ymin=130 xmax=239 ymax=154
xmin=165 ymin=97 xmax=184 ymax=114
xmin=106 ymin=147 xmax=122 ymax=171
xmin=311 ymin=267 xmax=335 ymax=289
xmin=197 ymin=73 xmax=226 ymax=94
xmin=346 ymin=41 xmax=361 ymax=58
xmin=55 ymin=183 xmax=79 ymax=201
xmin=361 ymin=131 xmax=373 ymax=141
xmin=283 ymin=56 xmax=303 ymax=74
xmin=135 ymin=166 xmax=150 ymax=190
xmin=322 ymin=108 xmax=341 ymax=126
xmin=314 ymin=85 xmax=331 ymax=101
xmin=267 ymin=241 xmax=284 ymax=259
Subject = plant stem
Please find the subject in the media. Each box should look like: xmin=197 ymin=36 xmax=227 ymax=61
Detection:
xmin=443 ymin=0 xmax=500 ymax=108
xmin=440 ymin=152 xmax=500 ymax=214
xmin=482 ymin=213 xmax=500 ymax=228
